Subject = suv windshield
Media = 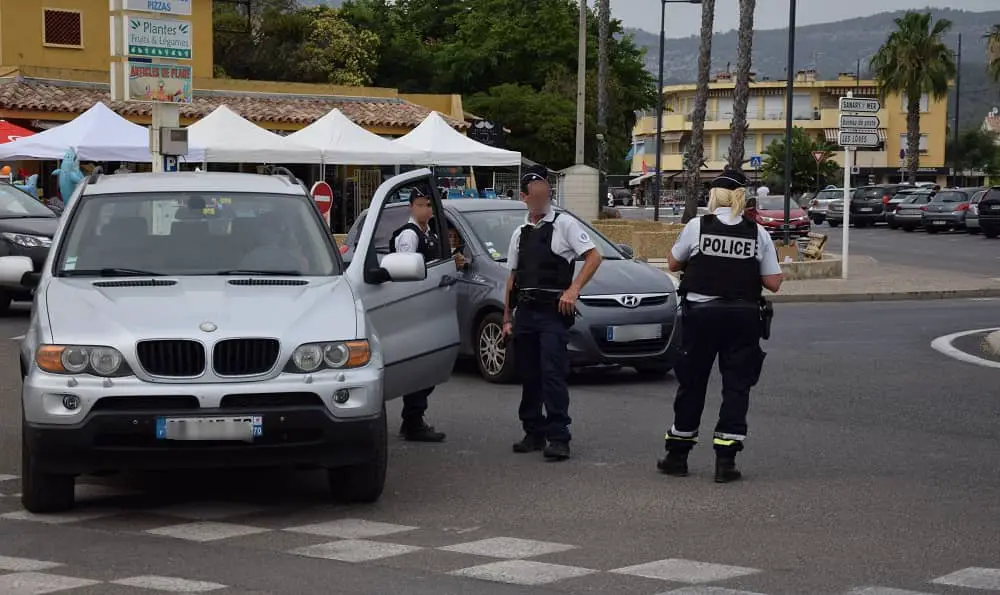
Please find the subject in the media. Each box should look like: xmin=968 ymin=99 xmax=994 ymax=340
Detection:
xmin=0 ymin=184 xmax=57 ymax=218
xmin=462 ymin=209 xmax=623 ymax=262
xmin=757 ymin=196 xmax=793 ymax=211
xmin=931 ymin=191 xmax=968 ymax=203
xmin=55 ymin=192 xmax=339 ymax=276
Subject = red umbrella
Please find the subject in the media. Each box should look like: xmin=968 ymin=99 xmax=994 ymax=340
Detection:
xmin=0 ymin=120 xmax=35 ymax=144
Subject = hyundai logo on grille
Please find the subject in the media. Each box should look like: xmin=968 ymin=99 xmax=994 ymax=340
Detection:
xmin=619 ymin=295 xmax=640 ymax=308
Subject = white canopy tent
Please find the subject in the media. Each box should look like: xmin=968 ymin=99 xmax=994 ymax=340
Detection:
xmin=393 ymin=111 xmax=521 ymax=166
xmin=287 ymin=108 xmax=425 ymax=165
xmin=186 ymin=105 xmax=320 ymax=163
xmin=0 ymin=102 xmax=206 ymax=162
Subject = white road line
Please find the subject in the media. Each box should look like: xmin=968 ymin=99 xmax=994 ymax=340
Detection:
xmin=930 ymin=328 xmax=1000 ymax=369
xmin=9 ymin=334 xmax=24 ymax=340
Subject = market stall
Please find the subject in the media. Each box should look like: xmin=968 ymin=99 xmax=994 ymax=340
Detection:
xmin=186 ymin=105 xmax=320 ymax=164
xmin=392 ymin=111 xmax=521 ymax=166
xmin=287 ymin=108 xmax=424 ymax=165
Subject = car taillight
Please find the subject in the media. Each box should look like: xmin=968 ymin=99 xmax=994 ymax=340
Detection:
xmin=920 ymin=205 xmax=928 ymax=211
xmin=882 ymin=194 xmax=891 ymax=204
xmin=956 ymin=203 xmax=969 ymax=211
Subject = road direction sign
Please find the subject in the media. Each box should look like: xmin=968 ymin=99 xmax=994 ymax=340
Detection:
xmin=749 ymin=155 xmax=762 ymax=169
xmin=125 ymin=16 xmax=192 ymax=59
xmin=838 ymin=130 xmax=880 ymax=147
xmin=839 ymin=97 xmax=880 ymax=113
xmin=812 ymin=151 xmax=825 ymax=164
xmin=839 ymin=114 xmax=880 ymax=129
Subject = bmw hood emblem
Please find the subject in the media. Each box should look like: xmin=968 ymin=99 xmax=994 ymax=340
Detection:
xmin=200 ymin=321 xmax=218 ymax=333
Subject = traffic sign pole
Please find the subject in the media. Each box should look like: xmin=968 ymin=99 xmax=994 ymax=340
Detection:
xmin=836 ymin=91 xmax=882 ymax=279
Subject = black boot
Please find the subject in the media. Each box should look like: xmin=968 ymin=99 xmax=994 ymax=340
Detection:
xmin=400 ymin=419 xmax=446 ymax=442
xmin=512 ymin=433 xmax=546 ymax=453
xmin=543 ymin=440 xmax=570 ymax=461
xmin=656 ymin=450 xmax=689 ymax=476
xmin=714 ymin=455 xmax=742 ymax=483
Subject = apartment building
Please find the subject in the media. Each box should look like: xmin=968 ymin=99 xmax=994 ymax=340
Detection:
xmin=631 ymin=69 xmax=950 ymax=187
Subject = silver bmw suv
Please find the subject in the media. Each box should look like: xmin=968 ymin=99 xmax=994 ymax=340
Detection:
xmin=0 ymin=167 xmax=462 ymax=513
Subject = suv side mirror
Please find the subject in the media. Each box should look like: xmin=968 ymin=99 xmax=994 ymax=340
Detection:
xmin=617 ymin=243 xmax=634 ymax=259
xmin=371 ymin=252 xmax=426 ymax=283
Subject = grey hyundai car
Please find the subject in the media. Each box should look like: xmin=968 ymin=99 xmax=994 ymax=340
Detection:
xmin=344 ymin=199 xmax=681 ymax=383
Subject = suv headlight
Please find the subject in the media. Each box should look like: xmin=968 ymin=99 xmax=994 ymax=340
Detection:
xmin=2 ymin=232 xmax=51 ymax=248
xmin=35 ymin=345 xmax=131 ymax=377
xmin=286 ymin=340 xmax=370 ymax=373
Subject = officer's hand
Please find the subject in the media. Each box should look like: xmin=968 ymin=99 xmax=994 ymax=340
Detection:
xmin=454 ymin=253 xmax=466 ymax=269
xmin=558 ymin=287 xmax=580 ymax=316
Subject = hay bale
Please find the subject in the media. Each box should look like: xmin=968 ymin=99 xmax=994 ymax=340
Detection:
xmin=633 ymin=230 xmax=681 ymax=260
xmin=592 ymin=223 xmax=634 ymax=246
xmin=629 ymin=220 xmax=685 ymax=233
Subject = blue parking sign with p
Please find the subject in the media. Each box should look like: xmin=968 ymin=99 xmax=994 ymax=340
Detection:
xmin=163 ymin=156 xmax=179 ymax=172
xmin=749 ymin=155 xmax=762 ymax=169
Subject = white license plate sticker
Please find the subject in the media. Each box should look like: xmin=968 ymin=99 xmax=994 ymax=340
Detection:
xmin=932 ymin=220 xmax=947 ymax=225
xmin=607 ymin=324 xmax=662 ymax=342
xmin=155 ymin=416 xmax=262 ymax=441
xmin=859 ymin=207 xmax=873 ymax=212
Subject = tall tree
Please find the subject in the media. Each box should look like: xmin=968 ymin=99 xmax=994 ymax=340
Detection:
xmin=726 ymin=0 xmax=756 ymax=170
xmin=869 ymin=12 xmax=956 ymax=184
xmin=682 ymin=0 xmax=716 ymax=222
xmin=597 ymin=0 xmax=610 ymax=176
xmin=760 ymin=128 xmax=840 ymax=194
xmin=986 ymin=24 xmax=1000 ymax=83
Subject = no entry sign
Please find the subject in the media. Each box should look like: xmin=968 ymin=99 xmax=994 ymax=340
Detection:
xmin=311 ymin=181 xmax=333 ymax=225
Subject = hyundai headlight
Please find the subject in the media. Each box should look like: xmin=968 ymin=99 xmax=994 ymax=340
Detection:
xmin=36 ymin=345 xmax=130 ymax=377
xmin=2 ymin=232 xmax=51 ymax=248
xmin=287 ymin=340 xmax=370 ymax=373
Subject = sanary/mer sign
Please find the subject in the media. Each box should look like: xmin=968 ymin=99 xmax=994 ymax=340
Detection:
xmin=122 ymin=0 xmax=192 ymax=17
xmin=126 ymin=16 xmax=192 ymax=59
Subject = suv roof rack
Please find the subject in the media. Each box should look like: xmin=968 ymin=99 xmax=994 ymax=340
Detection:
xmin=266 ymin=166 xmax=298 ymax=185
xmin=87 ymin=166 xmax=104 ymax=185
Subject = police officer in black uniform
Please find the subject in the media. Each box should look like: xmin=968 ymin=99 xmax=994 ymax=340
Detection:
xmin=657 ymin=168 xmax=783 ymax=482
xmin=389 ymin=188 xmax=447 ymax=442
xmin=502 ymin=167 xmax=602 ymax=461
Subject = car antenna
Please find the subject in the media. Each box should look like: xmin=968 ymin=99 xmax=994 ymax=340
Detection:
xmin=87 ymin=166 xmax=104 ymax=185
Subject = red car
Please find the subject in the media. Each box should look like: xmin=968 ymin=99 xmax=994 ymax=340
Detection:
xmin=746 ymin=195 xmax=811 ymax=239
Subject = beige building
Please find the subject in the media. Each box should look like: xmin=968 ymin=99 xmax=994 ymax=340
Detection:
xmin=631 ymin=69 xmax=951 ymax=188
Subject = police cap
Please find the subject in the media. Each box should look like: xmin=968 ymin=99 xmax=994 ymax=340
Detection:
xmin=711 ymin=168 xmax=748 ymax=191
xmin=408 ymin=186 xmax=430 ymax=204
xmin=520 ymin=166 xmax=549 ymax=193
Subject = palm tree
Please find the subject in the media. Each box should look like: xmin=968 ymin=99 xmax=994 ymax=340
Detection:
xmin=869 ymin=11 xmax=956 ymax=184
xmin=986 ymin=24 xmax=1000 ymax=82
xmin=726 ymin=0 xmax=756 ymax=170
xmin=597 ymin=0 xmax=610 ymax=176
xmin=682 ymin=0 xmax=716 ymax=222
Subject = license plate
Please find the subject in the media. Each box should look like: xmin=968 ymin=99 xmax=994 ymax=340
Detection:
xmin=989 ymin=205 xmax=1000 ymax=211
xmin=155 ymin=416 xmax=262 ymax=441
xmin=932 ymin=220 xmax=947 ymax=225
xmin=607 ymin=324 xmax=662 ymax=342
xmin=859 ymin=207 xmax=873 ymax=212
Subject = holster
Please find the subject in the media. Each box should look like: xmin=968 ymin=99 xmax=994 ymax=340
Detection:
xmin=759 ymin=297 xmax=774 ymax=340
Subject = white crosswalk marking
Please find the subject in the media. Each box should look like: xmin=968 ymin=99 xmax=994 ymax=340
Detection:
xmin=846 ymin=588 xmax=940 ymax=595
xmin=111 ymin=575 xmax=228 ymax=592
xmin=931 ymin=567 xmax=1000 ymax=590
xmin=0 ymin=571 xmax=99 ymax=594
xmin=0 ymin=556 xmax=62 ymax=572
xmin=611 ymin=559 xmax=762 ymax=584
xmin=290 ymin=540 xmax=422 ymax=563
xmin=449 ymin=560 xmax=597 ymax=586
xmin=439 ymin=537 xmax=577 ymax=559
xmin=145 ymin=521 xmax=270 ymax=542
xmin=1 ymin=509 xmax=117 ymax=524
xmin=657 ymin=588 xmax=770 ymax=595
xmin=284 ymin=518 xmax=416 ymax=539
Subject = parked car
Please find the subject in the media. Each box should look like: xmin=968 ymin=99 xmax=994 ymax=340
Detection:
xmin=0 ymin=167 xmax=465 ymax=513
xmin=827 ymin=184 xmax=902 ymax=227
xmin=885 ymin=187 xmax=923 ymax=229
xmin=807 ymin=187 xmax=842 ymax=224
xmin=746 ymin=195 xmax=811 ymax=239
xmin=978 ymin=186 xmax=1000 ymax=238
xmin=344 ymin=199 xmax=681 ymax=383
xmin=0 ymin=182 xmax=60 ymax=313
xmin=892 ymin=190 xmax=935 ymax=232
xmin=920 ymin=188 xmax=982 ymax=233
xmin=964 ymin=189 xmax=987 ymax=234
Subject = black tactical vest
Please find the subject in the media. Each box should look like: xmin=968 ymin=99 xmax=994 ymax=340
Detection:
xmin=514 ymin=214 xmax=574 ymax=291
xmin=678 ymin=214 xmax=762 ymax=301
xmin=390 ymin=222 xmax=439 ymax=262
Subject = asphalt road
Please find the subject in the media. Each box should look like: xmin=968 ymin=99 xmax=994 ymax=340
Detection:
xmin=1 ymin=301 xmax=999 ymax=595
xmin=617 ymin=206 xmax=1000 ymax=278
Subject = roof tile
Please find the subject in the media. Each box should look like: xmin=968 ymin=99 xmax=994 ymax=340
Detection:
xmin=0 ymin=77 xmax=467 ymax=130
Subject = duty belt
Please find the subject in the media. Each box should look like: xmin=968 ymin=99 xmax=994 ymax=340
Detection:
xmin=517 ymin=289 xmax=562 ymax=306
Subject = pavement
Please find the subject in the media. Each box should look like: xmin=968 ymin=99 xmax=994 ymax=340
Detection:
xmin=617 ymin=207 xmax=1000 ymax=303
xmin=1 ymin=300 xmax=999 ymax=594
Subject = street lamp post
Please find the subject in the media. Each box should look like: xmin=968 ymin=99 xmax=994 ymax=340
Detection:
xmin=781 ymin=0 xmax=797 ymax=246
xmin=653 ymin=0 xmax=702 ymax=222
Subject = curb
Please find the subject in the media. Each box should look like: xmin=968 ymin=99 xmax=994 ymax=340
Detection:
xmin=985 ymin=331 xmax=1000 ymax=357
xmin=768 ymin=287 xmax=1000 ymax=304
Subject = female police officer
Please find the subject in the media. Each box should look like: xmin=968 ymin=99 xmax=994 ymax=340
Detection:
xmin=657 ymin=168 xmax=783 ymax=482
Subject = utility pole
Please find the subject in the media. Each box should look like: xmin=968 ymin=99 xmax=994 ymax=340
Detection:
xmin=597 ymin=0 xmax=609 ymax=181
xmin=575 ymin=0 xmax=587 ymax=165
xmin=952 ymin=33 xmax=962 ymax=187
xmin=782 ymin=0 xmax=797 ymax=246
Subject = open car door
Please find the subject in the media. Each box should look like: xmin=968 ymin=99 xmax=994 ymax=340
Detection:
xmin=346 ymin=168 xmax=460 ymax=400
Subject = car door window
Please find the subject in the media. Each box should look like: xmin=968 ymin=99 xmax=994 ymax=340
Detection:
xmin=367 ymin=180 xmax=450 ymax=265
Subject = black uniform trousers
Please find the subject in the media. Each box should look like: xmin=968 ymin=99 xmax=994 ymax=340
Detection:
xmin=666 ymin=299 xmax=766 ymax=456
xmin=513 ymin=303 xmax=572 ymax=443
xmin=401 ymin=387 xmax=434 ymax=422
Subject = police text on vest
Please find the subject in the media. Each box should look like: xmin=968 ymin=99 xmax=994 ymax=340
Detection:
xmin=699 ymin=234 xmax=755 ymax=259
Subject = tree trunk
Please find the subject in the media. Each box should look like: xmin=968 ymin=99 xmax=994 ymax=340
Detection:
xmin=597 ymin=0 xmax=610 ymax=176
xmin=726 ymin=0 xmax=756 ymax=170
xmin=906 ymin=95 xmax=921 ymax=184
xmin=683 ymin=0 xmax=716 ymax=223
